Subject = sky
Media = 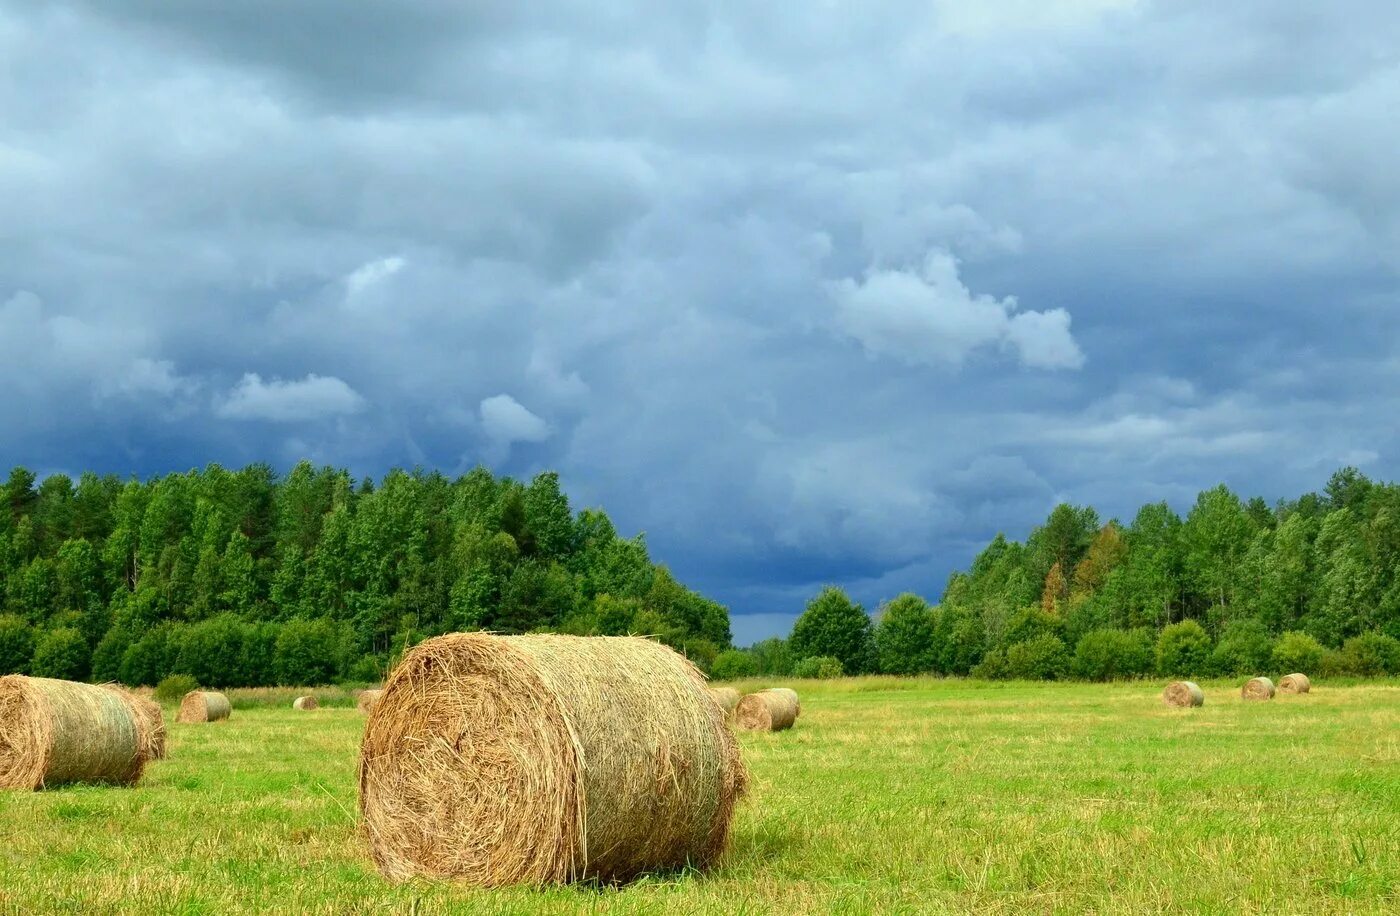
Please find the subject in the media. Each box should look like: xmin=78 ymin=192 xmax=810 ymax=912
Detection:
xmin=2 ymin=1 xmax=1399 ymax=645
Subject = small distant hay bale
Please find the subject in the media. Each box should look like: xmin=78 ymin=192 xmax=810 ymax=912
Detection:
xmin=293 ymin=695 xmax=319 ymax=711
xmin=1278 ymin=673 xmax=1311 ymax=694
xmin=735 ymin=689 xmax=799 ymax=732
xmin=0 ymin=675 xmax=145 ymax=789
xmin=356 ymin=689 xmax=384 ymax=713
xmin=176 ymin=690 xmax=231 ymax=723
xmin=101 ymin=684 xmax=167 ymax=760
xmin=1241 ymin=677 xmax=1276 ymax=701
xmin=1162 ymin=681 xmax=1204 ymax=708
xmin=358 ymin=632 xmax=747 ymax=886
xmin=708 ymin=687 xmax=740 ymax=715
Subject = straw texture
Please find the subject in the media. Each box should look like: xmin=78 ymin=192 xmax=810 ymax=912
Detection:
xmin=735 ymin=689 xmax=799 ymax=731
xmin=1162 ymin=681 xmax=1204 ymax=708
xmin=0 ymin=676 xmax=145 ymax=789
xmin=358 ymin=632 xmax=747 ymax=886
xmin=708 ymin=687 xmax=740 ymax=715
xmin=176 ymin=691 xmax=231 ymax=723
xmin=293 ymin=695 xmax=319 ymax=710
xmin=1278 ymin=673 xmax=1311 ymax=694
xmin=356 ymin=689 xmax=384 ymax=713
xmin=764 ymin=687 xmax=800 ymax=717
xmin=101 ymin=684 xmax=167 ymax=760
xmin=1241 ymin=677 xmax=1276 ymax=701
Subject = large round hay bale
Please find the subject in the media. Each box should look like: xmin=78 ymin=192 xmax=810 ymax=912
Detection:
xmin=1241 ymin=676 xmax=1276 ymax=701
xmin=292 ymin=695 xmax=319 ymax=711
xmin=0 ymin=676 xmax=146 ymax=789
xmin=358 ymin=633 xmax=747 ymax=886
xmin=1162 ymin=681 xmax=1204 ymax=708
xmin=176 ymin=690 xmax=231 ymax=723
xmin=1278 ymin=673 xmax=1311 ymax=694
xmin=763 ymin=687 xmax=800 ymax=717
xmin=101 ymin=684 xmax=167 ymax=760
xmin=708 ymin=686 xmax=740 ymax=715
xmin=356 ymin=689 xmax=384 ymax=713
xmin=735 ymin=689 xmax=799 ymax=731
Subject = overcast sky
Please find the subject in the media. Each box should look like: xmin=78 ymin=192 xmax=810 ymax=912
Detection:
xmin=3 ymin=1 xmax=1399 ymax=644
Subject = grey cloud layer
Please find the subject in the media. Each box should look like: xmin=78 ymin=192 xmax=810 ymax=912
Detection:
xmin=2 ymin=1 xmax=1399 ymax=640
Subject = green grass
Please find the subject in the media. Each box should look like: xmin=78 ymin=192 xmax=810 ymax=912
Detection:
xmin=1 ymin=678 xmax=1397 ymax=915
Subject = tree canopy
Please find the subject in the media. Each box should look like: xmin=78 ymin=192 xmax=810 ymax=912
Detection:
xmin=0 ymin=462 xmax=731 ymax=685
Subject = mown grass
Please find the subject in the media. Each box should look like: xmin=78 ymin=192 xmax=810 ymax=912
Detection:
xmin=1 ymin=678 xmax=1396 ymax=915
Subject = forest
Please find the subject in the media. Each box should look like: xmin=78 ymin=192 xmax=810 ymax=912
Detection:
xmin=714 ymin=468 xmax=1400 ymax=681
xmin=0 ymin=463 xmax=730 ymax=687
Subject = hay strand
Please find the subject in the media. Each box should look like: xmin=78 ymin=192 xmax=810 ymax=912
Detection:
xmin=101 ymin=684 xmax=166 ymax=760
xmin=356 ymin=689 xmax=384 ymax=713
xmin=358 ymin=632 xmax=747 ymax=886
xmin=176 ymin=690 xmax=231 ymax=723
xmin=708 ymin=687 xmax=740 ymax=715
xmin=1278 ymin=673 xmax=1311 ymax=694
xmin=1162 ymin=681 xmax=1204 ymax=708
xmin=1241 ymin=677 xmax=1276 ymax=701
xmin=292 ymin=695 xmax=319 ymax=711
xmin=735 ymin=689 xmax=799 ymax=731
xmin=0 ymin=675 xmax=146 ymax=789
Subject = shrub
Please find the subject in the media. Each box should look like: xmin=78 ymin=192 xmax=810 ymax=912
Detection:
xmin=89 ymin=628 xmax=133 ymax=683
xmin=1001 ymin=607 xmax=1066 ymax=649
xmin=1271 ymin=631 xmax=1326 ymax=675
xmin=710 ymin=649 xmax=758 ymax=681
xmin=240 ymin=622 xmax=281 ymax=687
xmin=792 ymin=655 xmax=844 ymax=679
xmin=119 ymin=627 xmax=179 ymax=686
xmin=875 ymin=593 xmax=935 ymax=674
xmin=790 ymin=587 xmax=876 ymax=675
xmin=155 ymin=673 xmax=199 ymax=703
xmin=274 ymin=618 xmax=344 ymax=686
xmin=343 ymin=654 xmax=383 ymax=684
xmin=1156 ymin=620 xmax=1211 ymax=676
xmin=934 ymin=606 xmax=985 ymax=675
xmin=30 ymin=627 xmax=90 ymax=681
xmin=0 ymin=614 xmax=35 ymax=675
xmin=1338 ymin=631 xmax=1400 ymax=676
xmin=1004 ymin=635 xmax=1071 ymax=680
xmin=1073 ymin=628 xmax=1154 ymax=681
xmin=1317 ymin=649 xmax=1351 ymax=678
xmin=1208 ymin=620 xmax=1275 ymax=677
xmin=971 ymin=648 xmax=1008 ymax=680
xmin=748 ymin=638 xmax=793 ymax=677
xmin=176 ymin=616 xmax=247 ymax=688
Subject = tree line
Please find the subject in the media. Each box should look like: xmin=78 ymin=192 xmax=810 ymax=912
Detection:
xmin=0 ymin=462 xmax=731 ymax=686
xmin=714 ymin=468 xmax=1400 ymax=680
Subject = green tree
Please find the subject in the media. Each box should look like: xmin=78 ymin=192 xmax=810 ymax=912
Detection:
xmin=1003 ymin=634 xmax=1071 ymax=680
xmin=1182 ymin=485 xmax=1254 ymax=623
xmin=790 ymin=587 xmax=875 ymax=674
xmin=1208 ymin=620 xmax=1275 ymax=676
xmin=874 ymin=593 xmax=935 ymax=674
xmin=1072 ymin=628 xmax=1154 ymax=680
xmin=1156 ymin=620 xmax=1212 ymax=676
xmin=274 ymin=618 xmax=344 ymax=685
xmin=711 ymin=649 xmax=758 ymax=680
xmin=31 ymin=627 xmax=90 ymax=680
xmin=0 ymin=614 xmax=35 ymax=674
xmin=1271 ymin=631 xmax=1326 ymax=675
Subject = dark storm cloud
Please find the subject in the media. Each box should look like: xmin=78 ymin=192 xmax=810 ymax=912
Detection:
xmin=3 ymin=1 xmax=1399 ymax=641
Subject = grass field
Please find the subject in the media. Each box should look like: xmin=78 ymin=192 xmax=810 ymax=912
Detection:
xmin=1 ymin=678 xmax=1397 ymax=915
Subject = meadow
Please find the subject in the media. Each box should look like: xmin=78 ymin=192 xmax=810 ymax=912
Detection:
xmin=1 ymin=678 xmax=1396 ymax=915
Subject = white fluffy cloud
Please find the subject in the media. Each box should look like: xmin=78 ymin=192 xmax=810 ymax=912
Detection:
xmin=830 ymin=252 xmax=1084 ymax=370
xmin=479 ymin=394 xmax=550 ymax=446
xmin=217 ymin=373 xmax=366 ymax=422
